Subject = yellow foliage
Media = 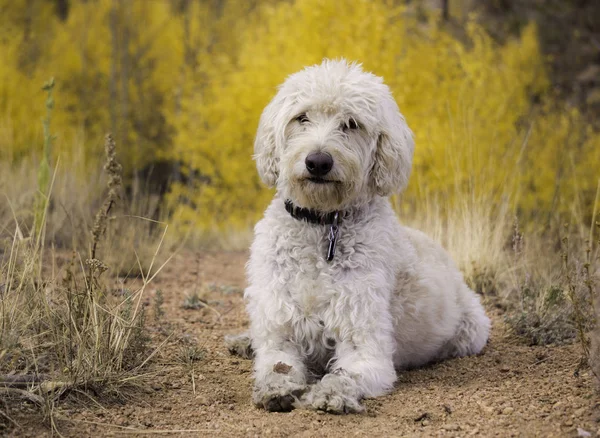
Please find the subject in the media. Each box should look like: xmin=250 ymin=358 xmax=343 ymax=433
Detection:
xmin=1 ymin=0 xmax=598 ymax=234
xmin=171 ymin=0 xmax=597 ymax=231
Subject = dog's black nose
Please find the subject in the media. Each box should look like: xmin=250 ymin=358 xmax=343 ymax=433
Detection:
xmin=305 ymin=152 xmax=333 ymax=177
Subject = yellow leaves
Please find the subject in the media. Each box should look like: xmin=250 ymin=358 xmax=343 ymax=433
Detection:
xmin=516 ymin=104 xmax=600 ymax=222
xmin=389 ymin=21 xmax=553 ymax=215
xmin=1 ymin=0 xmax=598 ymax=234
xmin=169 ymin=0 xmax=598 ymax=232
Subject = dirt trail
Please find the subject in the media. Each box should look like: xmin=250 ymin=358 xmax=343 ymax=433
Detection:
xmin=10 ymin=251 xmax=600 ymax=437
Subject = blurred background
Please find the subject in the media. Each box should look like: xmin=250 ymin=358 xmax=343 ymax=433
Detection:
xmin=1 ymin=0 xmax=599 ymax=242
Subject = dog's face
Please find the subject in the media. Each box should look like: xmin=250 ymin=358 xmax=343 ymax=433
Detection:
xmin=254 ymin=59 xmax=414 ymax=211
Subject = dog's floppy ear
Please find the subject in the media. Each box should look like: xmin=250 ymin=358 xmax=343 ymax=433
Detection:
xmin=371 ymin=95 xmax=415 ymax=196
xmin=254 ymin=94 xmax=285 ymax=188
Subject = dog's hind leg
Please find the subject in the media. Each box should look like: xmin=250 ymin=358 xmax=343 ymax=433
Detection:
xmin=224 ymin=332 xmax=254 ymax=359
xmin=443 ymin=291 xmax=491 ymax=359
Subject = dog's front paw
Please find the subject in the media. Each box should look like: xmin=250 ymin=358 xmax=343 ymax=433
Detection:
xmin=253 ymin=382 xmax=307 ymax=412
xmin=304 ymin=371 xmax=365 ymax=414
xmin=307 ymin=389 xmax=364 ymax=414
xmin=253 ymin=365 xmax=307 ymax=412
xmin=256 ymin=390 xmax=305 ymax=412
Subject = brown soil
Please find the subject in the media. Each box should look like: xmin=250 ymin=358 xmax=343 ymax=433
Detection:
xmin=6 ymin=251 xmax=600 ymax=437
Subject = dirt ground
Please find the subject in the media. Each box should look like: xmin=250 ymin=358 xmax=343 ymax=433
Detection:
xmin=6 ymin=251 xmax=600 ymax=437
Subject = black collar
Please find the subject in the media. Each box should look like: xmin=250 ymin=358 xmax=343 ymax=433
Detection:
xmin=284 ymin=200 xmax=339 ymax=225
xmin=284 ymin=199 xmax=342 ymax=262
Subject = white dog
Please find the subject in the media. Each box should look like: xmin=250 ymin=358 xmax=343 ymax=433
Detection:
xmin=226 ymin=59 xmax=490 ymax=414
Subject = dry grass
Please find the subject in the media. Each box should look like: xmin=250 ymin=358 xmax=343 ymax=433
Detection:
xmin=0 ymin=134 xmax=173 ymax=433
xmin=404 ymin=180 xmax=600 ymax=377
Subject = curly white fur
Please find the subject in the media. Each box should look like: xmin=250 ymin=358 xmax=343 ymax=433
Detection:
xmin=232 ymin=59 xmax=490 ymax=414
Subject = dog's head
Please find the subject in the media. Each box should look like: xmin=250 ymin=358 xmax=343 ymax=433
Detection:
xmin=254 ymin=59 xmax=414 ymax=211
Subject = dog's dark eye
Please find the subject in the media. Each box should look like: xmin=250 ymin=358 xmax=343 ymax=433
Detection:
xmin=343 ymin=118 xmax=359 ymax=131
xmin=296 ymin=113 xmax=309 ymax=124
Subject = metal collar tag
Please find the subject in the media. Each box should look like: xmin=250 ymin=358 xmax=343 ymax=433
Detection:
xmin=326 ymin=212 xmax=340 ymax=262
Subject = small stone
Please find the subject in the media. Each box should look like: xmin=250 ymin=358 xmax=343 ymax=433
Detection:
xmin=502 ymin=407 xmax=514 ymax=415
xmin=422 ymin=420 xmax=430 ymax=426
xmin=535 ymin=352 xmax=547 ymax=361
xmin=443 ymin=424 xmax=460 ymax=431
xmin=414 ymin=412 xmax=429 ymax=422
xmin=478 ymin=402 xmax=494 ymax=414
xmin=565 ymin=419 xmax=574 ymax=427
xmin=195 ymin=395 xmax=210 ymax=405
xmin=577 ymin=428 xmax=591 ymax=437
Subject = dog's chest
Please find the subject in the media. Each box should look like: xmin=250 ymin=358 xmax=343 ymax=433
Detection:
xmin=286 ymin=247 xmax=336 ymax=315
xmin=273 ymin=223 xmax=358 ymax=316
